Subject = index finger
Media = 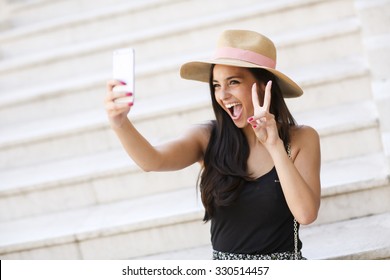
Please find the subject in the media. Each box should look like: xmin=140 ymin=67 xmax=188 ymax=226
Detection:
xmin=251 ymin=83 xmax=260 ymax=109
xmin=106 ymin=79 xmax=126 ymax=91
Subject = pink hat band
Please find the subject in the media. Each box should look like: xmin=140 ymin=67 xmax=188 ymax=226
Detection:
xmin=213 ymin=47 xmax=276 ymax=69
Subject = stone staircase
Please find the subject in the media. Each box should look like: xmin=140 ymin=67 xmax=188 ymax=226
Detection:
xmin=0 ymin=0 xmax=389 ymax=260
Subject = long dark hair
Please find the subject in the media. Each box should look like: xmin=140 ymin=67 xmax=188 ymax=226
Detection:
xmin=199 ymin=66 xmax=297 ymax=222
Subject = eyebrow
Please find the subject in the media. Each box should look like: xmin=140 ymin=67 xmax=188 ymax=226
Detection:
xmin=212 ymin=75 xmax=243 ymax=83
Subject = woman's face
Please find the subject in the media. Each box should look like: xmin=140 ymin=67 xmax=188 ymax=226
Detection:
xmin=212 ymin=65 xmax=264 ymax=128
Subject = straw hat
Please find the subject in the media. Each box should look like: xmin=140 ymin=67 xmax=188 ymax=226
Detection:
xmin=180 ymin=29 xmax=303 ymax=98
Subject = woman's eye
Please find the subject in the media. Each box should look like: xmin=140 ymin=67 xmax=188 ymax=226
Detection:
xmin=213 ymin=84 xmax=220 ymax=89
xmin=229 ymin=80 xmax=239 ymax=85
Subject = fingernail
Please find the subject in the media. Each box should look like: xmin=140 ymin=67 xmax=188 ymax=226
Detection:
xmin=126 ymin=92 xmax=133 ymax=96
xmin=253 ymin=125 xmax=257 ymax=129
xmin=247 ymin=117 xmax=254 ymax=122
xmin=128 ymin=102 xmax=134 ymax=106
xmin=120 ymin=81 xmax=127 ymax=85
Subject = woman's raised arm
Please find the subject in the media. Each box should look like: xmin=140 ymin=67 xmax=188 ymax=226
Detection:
xmin=105 ymin=80 xmax=209 ymax=172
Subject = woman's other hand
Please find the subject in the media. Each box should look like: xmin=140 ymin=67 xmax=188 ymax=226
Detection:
xmin=247 ymin=81 xmax=280 ymax=146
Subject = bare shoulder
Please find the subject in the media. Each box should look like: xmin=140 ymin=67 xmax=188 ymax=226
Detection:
xmin=291 ymin=125 xmax=319 ymax=142
xmin=185 ymin=122 xmax=212 ymax=139
xmin=290 ymin=125 xmax=320 ymax=158
xmin=182 ymin=122 xmax=212 ymax=153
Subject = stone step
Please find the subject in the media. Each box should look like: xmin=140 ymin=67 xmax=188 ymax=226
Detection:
xmin=2 ymin=0 xmax=131 ymax=28
xmin=362 ymin=33 xmax=390 ymax=81
xmin=383 ymin=132 xmax=390 ymax=163
xmin=355 ymin=0 xmax=390 ymax=38
xmin=0 ymin=0 xmax=355 ymax=61
xmin=0 ymin=88 xmax=381 ymax=169
xmin=296 ymin=100 xmax=382 ymax=162
xmin=317 ymin=152 xmax=390 ymax=225
xmin=0 ymin=187 xmax=210 ymax=259
xmin=135 ymin=211 xmax=390 ymax=260
xmin=285 ymin=55 xmax=371 ymax=113
xmin=0 ymin=148 xmax=201 ymax=223
xmin=0 ymin=6 xmax=362 ymax=91
xmin=302 ymin=212 xmax=390 ymax=260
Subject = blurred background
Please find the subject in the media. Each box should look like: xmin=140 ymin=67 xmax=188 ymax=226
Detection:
xmin=0 ymin=0 xmax=389 ymax=259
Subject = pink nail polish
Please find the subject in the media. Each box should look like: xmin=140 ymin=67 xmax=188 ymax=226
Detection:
xmin=248 ymin=117 xmax=254 ymax=122
xmin=128 ymin=102 xmax=134 ymax=106
xmin=253 ymin=125 xmax=257 ymax=129
xmin=126 ymin=92 xmax=133 ymax=96
xmin=120 ymin=81 xmax=127 ymax=85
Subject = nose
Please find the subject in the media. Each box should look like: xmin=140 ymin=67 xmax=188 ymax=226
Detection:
xmin=216 ymin=85 xmax=231 ymax=100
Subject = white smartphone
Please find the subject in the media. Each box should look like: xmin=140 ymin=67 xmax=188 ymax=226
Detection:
xmin=112 ymin=47 xmax=135 ymax=104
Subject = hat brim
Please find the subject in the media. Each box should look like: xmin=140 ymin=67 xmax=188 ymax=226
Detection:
xmin=180 ymin=59 xmax=303 ymax=98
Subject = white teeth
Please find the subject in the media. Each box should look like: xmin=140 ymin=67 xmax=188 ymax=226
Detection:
xmin=226 ymin=102 xmax=241 ymax=109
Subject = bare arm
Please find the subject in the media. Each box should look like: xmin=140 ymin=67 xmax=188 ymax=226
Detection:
xmin=248 ymin=82 xmax=321 ymax=225
xmin=105 ymin=80 xmax=209 ymax=172
xmin=268 ymin=126 xmax=321 ymax=225
xmin=113 ymin=120 xmax=209 ymax=171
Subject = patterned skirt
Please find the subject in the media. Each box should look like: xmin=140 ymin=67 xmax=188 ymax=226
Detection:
xmin=212 ymin=250 xmax=306 ymax=260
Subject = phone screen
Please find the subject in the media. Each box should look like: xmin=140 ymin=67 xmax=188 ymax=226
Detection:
xmin=112 ymin=48 xmax=135 ymax=103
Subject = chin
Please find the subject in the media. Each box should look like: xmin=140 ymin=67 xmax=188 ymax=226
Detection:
xmin=232 ymin=119 xmax=247 ymax=129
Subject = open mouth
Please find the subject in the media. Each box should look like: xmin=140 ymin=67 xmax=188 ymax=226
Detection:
xmin=226 ymin=102 xmax=243 ymax=119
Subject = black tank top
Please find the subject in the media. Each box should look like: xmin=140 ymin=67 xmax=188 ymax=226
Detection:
xmin=210 ymin=166 xmax=302 ymax=254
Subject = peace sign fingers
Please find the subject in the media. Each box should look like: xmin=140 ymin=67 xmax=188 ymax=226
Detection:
xmin=248 ymin=80 xmax=280 ymax=144
xmin=250 ymin=80 xmax=272 ymax=122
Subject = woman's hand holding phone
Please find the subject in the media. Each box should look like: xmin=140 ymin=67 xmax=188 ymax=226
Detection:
xmin=105 ymin=47 xmax=135 ymax=128
xmin=105 ymin=80 xmax=132 ymax=128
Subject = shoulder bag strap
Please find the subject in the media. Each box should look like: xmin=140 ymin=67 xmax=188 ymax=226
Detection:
xmin=286 ymin=143 xmax=299 ymax=260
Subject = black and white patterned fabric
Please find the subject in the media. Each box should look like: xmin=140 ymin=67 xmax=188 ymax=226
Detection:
xmin=212 ymin=250 xmax=306 ymax=260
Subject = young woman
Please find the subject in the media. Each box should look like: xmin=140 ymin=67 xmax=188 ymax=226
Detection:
xmin=105 ymin=30 xmax=321 ymax=260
